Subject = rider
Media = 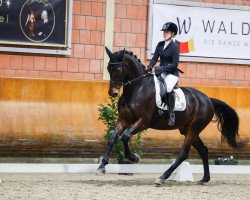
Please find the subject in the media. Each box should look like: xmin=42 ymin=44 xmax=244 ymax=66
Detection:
xmin=147 ymin=22 xmax=180 ymax=126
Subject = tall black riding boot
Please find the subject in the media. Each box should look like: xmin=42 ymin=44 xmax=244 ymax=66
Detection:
xmin=167 ymin=91 xmax=175 ymax=126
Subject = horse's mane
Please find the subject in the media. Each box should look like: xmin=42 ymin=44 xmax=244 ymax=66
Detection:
xmin=112 ymin=49 xmax=145 ymax=68
xmin=124 ymin=50 xmax=144 ymax=66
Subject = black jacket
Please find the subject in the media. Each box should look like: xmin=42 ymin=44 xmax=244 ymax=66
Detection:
xmin=149 ymin=40 xmax=180 ymax=77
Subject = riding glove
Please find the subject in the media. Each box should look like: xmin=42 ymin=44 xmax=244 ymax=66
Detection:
xmin=155 ymin=66 xmax=164 ymax=76
xmin=147 ymin=65 xmax=153 ymax=72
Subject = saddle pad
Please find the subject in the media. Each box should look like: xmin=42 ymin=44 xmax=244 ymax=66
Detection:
xmin=153 ymin=75 xmax=186 ymax=111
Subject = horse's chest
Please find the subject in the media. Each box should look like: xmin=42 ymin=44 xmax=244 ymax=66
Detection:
xmin=118 ymin=101 xmax=139 ymax=121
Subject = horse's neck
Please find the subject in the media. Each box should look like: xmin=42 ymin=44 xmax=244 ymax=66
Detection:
xmin=122 ymin=54 xmax=147 ymax=98
xmin=126 ymin=63 xmax=145 ymax=80
xmin=123 ymin=66 xmax=149 ymax=99
xmin=122 ymin=75 xmax=153 ymax=104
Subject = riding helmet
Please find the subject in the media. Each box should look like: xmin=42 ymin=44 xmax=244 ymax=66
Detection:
xmin=161 ymin=22 xmax=178 ymax=35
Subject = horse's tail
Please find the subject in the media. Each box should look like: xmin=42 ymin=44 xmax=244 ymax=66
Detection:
xmin=210 ymin=98 xmax=241 ymax=149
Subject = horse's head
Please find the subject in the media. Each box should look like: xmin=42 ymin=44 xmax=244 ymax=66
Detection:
xmin=105 ymin=47 xmax=126 ymax=97
xmin=105 ymin=47 xmax=146 ymax=97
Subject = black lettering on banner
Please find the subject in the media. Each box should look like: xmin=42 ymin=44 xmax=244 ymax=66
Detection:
xmin=230 ymin=22 xmax=237 ymax=35
xmin=202 ymin=20 xmax=215 ymax=33
xmin=218 ymin=21 xmax=226 ymax=34
xmin=242 ymin=22 xmax=250 ymax=35
xmin=177 ymin=17 xmax=191 ymax=34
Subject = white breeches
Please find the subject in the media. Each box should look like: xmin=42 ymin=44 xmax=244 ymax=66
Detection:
xmin=161 ymin=73 xmax=179 ymax=93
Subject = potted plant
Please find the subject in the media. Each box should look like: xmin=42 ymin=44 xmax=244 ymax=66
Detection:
xmin=214 ymin=156 xmax=238 ymax=165
xmin=98 ymin=96 xmax=144 ymax=164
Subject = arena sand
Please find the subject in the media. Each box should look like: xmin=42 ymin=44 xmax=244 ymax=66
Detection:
xmin=0 ymin=173 xmax=249 ymax=200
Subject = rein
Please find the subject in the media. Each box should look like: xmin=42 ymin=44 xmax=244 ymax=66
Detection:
xmin=108 ymin=61 xmax=152 ymax=87
xmin=122 ymin=73 xmax=152 ymax=87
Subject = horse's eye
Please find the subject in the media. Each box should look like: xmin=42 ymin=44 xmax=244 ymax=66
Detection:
xmin=115 ymin=67 xmax=122 ymax=71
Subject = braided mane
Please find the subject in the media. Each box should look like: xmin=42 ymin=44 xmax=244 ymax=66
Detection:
xmin=124 ymin=50 xmax=142 ymax=65
xmin=112 ymin=49 xmax=144 ymax=67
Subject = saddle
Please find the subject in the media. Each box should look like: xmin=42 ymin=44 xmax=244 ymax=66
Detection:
xmin=156 ymin=75 xmax=179 ymax=107
xmin=153 ymin=75 xmax=186 ymax=111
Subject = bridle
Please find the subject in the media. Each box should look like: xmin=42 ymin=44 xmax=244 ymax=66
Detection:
xmin=108 ymin=61 xmax=125 ymax=88
xmin=108 ymin=61 xmax=152 ymax=88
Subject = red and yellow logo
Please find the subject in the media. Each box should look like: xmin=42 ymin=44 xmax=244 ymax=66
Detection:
xmin=176 ymin=38 xmax=195 ymax=54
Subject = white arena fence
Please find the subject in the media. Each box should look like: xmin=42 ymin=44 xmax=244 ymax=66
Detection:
xmin=0 ymin=163 xmax=249 ymax=174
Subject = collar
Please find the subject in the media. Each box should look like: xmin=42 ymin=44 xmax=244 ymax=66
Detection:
xmin=163 ymin=39 xmax=173 ymax=49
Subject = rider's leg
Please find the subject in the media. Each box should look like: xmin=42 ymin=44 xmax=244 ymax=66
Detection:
xmin=167 ymin=90 xmax=175 ymax=125
xmin=163 ymin=74 xmax=179 ymax=126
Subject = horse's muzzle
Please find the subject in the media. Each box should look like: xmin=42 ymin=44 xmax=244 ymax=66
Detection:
xmin=108 ymin=86 xmax=120 ymax=97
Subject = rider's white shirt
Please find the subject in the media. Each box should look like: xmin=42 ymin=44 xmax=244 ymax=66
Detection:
xmin=163 ymin=40 xmax=172 ymax=50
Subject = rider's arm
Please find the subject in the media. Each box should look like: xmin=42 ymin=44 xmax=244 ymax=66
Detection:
xmin=147 ymin=43 xmax=160 ymax=70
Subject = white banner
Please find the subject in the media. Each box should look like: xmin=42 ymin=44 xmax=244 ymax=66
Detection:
xmin=150 ymin=1 xmax=250 ymax=61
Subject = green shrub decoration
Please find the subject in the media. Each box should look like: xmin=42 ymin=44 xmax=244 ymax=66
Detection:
xmin=98 ymin=96 xmax=144 ymax=162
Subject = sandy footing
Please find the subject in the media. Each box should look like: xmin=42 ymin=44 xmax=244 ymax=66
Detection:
xmin=0 ymin=173 xmax=249 ymax=200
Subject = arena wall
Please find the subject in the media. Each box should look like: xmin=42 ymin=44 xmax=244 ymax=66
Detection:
xmin=0 ymin=0 xmax=249 ymax=158
xmin=0 ymin=77 xmax=249 ymax=158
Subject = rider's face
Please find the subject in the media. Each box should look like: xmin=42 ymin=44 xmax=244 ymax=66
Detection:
xmin=163 ymin=31 xmax=173 ymax=41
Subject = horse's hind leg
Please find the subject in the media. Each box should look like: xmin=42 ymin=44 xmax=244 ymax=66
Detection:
xmin=121 ymin=119 xmax=145 ymax=163
xmin=192 ymin=136 xmax=210 ymax=184
xmin=155 ymin=133 xmax=194 ymax=186
xmin=96 ymin=122 xmax=125 ymax=175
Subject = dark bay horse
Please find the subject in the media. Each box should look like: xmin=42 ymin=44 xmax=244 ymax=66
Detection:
xmin=97 ymin=47 xmax=241 ymax=185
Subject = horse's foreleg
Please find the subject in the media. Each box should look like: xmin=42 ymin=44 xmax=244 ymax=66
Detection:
xmin=155 ymin=134 xmax=193 ymax=185
xmin=96 ymin=122 xmax=125 ymax=175
xmin=121 ymin=119 xmax=144 ymax=163
xmin=192 ymin=137 xmax=210 ymax=184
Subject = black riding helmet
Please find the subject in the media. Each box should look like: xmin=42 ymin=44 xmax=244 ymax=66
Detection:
xmin=161 ymin=22 xmax=178 ymax=35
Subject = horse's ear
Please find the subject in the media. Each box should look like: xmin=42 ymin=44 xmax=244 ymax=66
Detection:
xmin=105 ymin=46 xmax=112 ymax=57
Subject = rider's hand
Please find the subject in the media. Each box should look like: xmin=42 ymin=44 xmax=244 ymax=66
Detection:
xmin=147 ymin=65 xmax=153 ymax=72
xmin=155 ymin=66 xmax=163 ymax=76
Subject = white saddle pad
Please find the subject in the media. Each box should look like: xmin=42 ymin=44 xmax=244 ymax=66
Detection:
xmin=153 ymin=75 xmax=186 ymax=111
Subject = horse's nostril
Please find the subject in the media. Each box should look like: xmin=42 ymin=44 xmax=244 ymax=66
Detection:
xmin=112 ymin=93 xmax=118 ymax=97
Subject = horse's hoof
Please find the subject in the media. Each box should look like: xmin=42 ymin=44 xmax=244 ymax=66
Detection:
xmin=132 ymin=153 xmax=140 ymax=163
xmin=96 ymin=168 xmax=106 ymax=176
xmin=197 ymin=180 xmax=208 ymax=185
xmin=154 ymin=178 xmax=165 ymax=186
xmin=197 ymin=177 xmax=210 ymax=185
xmin=197 ymin=181 xmax=204 ymax=185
